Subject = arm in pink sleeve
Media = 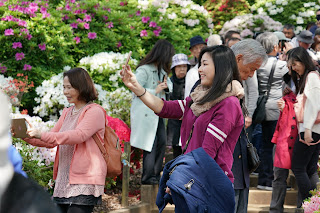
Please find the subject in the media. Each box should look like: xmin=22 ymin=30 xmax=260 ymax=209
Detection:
xmin=41 ymin=107 xmax=105 ymax=145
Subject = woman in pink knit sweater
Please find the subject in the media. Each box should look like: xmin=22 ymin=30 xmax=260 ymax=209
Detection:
xmin=22 ymin=68 xmax=107 ymax=213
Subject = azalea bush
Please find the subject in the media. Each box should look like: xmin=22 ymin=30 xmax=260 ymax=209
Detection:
xmin=302 ymin=188 xmax=320 ymax=213
xmin=251 ymin=0 xmax=320 ymax=34
xmin=219 ymin=13 xmax=283 ymax=38
xmin=204 ymin=0 xmax=251 ymax=33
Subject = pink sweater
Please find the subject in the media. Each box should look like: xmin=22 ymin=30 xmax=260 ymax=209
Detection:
xmin=25 ymin=103 xmax=107 ymax=185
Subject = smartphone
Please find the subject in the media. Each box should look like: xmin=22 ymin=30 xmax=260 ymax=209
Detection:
xmin=281 ymin=40 xmax=287 ymax=51
xmin=12 ymin=118 xmax=29 ymax=138
xmin=124 ymin=51 xmax=132 ymax=68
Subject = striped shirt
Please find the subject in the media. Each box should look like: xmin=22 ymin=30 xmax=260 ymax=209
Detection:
xmin=158 ymin=96 xmax=244 ymax=182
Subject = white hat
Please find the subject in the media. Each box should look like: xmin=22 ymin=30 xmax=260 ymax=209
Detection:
xmin=171 ymin=54 xmax=190 ymax=69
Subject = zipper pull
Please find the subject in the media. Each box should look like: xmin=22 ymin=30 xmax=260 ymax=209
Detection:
xmin=184 ymin=179 xmax=194 ymax=190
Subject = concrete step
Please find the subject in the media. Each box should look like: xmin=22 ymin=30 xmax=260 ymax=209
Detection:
xmin=248 ymin=188 xmax=297 ymax=205
xmin=151 ymin=204 xmax=175 ymax=213
xmin=250 ymin=173 xmax=297 ymax=190
xmin=247 ymin=204 xmax=297 ymax=213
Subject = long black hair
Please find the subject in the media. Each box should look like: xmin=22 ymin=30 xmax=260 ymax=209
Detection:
xmin=286 ymin=47 xmax=317 ymax=94
xmin=198 ymin=45 xmax=241 ymax=105
xmin=137 ymin=39 xmax=175 ymax=74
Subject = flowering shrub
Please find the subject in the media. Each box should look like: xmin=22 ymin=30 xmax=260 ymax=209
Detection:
xmin=204 ymin=0 xmax=251 ymax=33
xmin=251 ymin=0 xmax=320 ymax=34
xmin=11 ymin=111 xmax=56 ymax=193
xmin=302 ymin=188 xmax=320 ymax=213
xmin=79 ymin=52 xmax=138 ymax=91
xmin=219 ymin=13 xmax=283 ymax=38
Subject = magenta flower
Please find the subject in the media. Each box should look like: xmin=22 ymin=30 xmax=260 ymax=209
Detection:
xmin=88 ymin=32 xmax=97 ymax=39
xmin=70 ymin=22 xmax=78 ymax=29
xmin=12 ymin=42 xmax=22 ymax=49
xmin=83 ymin=14 xmax=91 ymax=22
xmin=107 ymin=8 xmax=111 ymax=12
xmin=18 ymin=20 xmax=27 ymax=27
xmin=62 ymin=15 xmax=69 ymax=21
xmin=153 ymin=30 xmax=160 ymax=37
xmin=117 ymin=41 xmax=122 ymax=48
xmin=149 ymin=21 xmax=157 ymax=27
xmin=103 ymin=15 xmax=108 ymax=21
xmin=4 ymin=29 xmax=14 ymax=36
xmin=38 ymin=43 xmax=46 ymax=51
xmin=136 ymin=10 xmax=141 ymax=16
xmin=0 ymin=64 xmax=7 ymax=73
xmin=84 ymin=23 xmax=90 ymax=29
xmin=74 ymin=37 xmax=80 ymax=44
xmin=26 ymin=34 xmax=32 ymax=40
xmin=142 ymin=16 xmax=150 ymax=23
xmin=106 ymin=22 xmax=113 ymax=28
xmin=23 ymin=64 xmax=32 ymax=71
xmin=140 ymin=30 xmax=148 ymax=37
xmin=15 ymin=52 xmax=25 ymax=61
xmin=120 ymin=2 xmax=125 ymax=6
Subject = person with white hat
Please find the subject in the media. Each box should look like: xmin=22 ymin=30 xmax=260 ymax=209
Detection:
xmin=167 ymin=54 xmax=190 ymax=158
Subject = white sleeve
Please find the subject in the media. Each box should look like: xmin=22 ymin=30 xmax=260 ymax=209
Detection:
xmin=184 ymin=64 xmax=199 ymax=98
xmin=303 ymin=72 xmax=320 ymax=129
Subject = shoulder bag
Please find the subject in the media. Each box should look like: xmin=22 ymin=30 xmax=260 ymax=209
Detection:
xmin=252 ymin=59 xmax=277 ymax=124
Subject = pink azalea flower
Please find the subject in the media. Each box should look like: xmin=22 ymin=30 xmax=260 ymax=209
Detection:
xmin=149 ymin=21 xmax=157 ymax=28
xmin=140 ymin=30 xmax=148 ymax=37
xmin=15 ymin=52 xmax=25 ymax=61
xmin=38 ymin=43 xmax=46 ymax=51
xmin=153 ymin=28 xmax=161 ymax=37
xmin=107 ymin=8 xmax=111 ymax=12
xmin=4 ymin=29 xmax=14 ymax=36
xmin=70 ymin=22 xmax=78 ymax=29
xmin=77 ymin=18 xmax=83 ymax=23
xmin=84 ymin=14 xmax=91 ymax=22
xmin=142 ymin=16 xmax=150 ymax=23
xmin=12 ymin=42 xmax=22 ymax=49
xmin=84 ymin=23 xmax=90 ymax=29
xmin=120 ymin=2 xmax=125 ymax=6
xmin=40 ymin=6 xmax=47 ymax=13
xmin=88 ymin=32 xmax=97 ymax=39
xmin=74 ymin=37 xmax=80 ymax=44
xmin=117 ymin=41 xmax=122 ymax=48
xmin=62 ymin=15 xmax=69 ymax=21
xmin=103 ymin=15 xmax=108 ymax=21
xmin=23 ymin=64 xmax=32 ymax=71
xmin=65 ymin=4 xmax=71 ymax=11
xmin=136 ymin=10 xmax=141 ymax=16
xmin=18 ymin=20 xmax=27 ymax=27
xmin=106 ymin=22 xmax=113 ymax=28
xmin=42 ymin=12 xmax=50 ymax=18
xmin=26 ymin=34 xmax=32 ymax=40
xmin=0 ymin=64 xmax=7 ymax=73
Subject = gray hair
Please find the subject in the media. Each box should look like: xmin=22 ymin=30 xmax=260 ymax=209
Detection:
xmin=231 ymin=39 xmax=268 ymax=65
xmin=256 ymin=32 xmax=279 ymax=54
xmin=207 ymin=34 xmax=223 ymax=46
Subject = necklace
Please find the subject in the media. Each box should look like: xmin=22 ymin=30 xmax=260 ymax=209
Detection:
xmin=72 ymin=102 xmax=90 ymax=114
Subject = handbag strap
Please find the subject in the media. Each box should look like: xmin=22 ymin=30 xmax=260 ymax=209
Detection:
xmin=182 ymin=123 xmax=195 ymax=154
xmin=266 ymin=59 xmax=277 ymax=100
xmin=92 ymin=131 xmax=108 ymax=159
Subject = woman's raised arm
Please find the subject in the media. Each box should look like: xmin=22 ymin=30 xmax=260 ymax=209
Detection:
xmin=120 ymin=65 xmax=164 ymax=114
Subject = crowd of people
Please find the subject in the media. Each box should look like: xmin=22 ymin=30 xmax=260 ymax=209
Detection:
xmin=1 ymin=9 xmax=320 ymax=213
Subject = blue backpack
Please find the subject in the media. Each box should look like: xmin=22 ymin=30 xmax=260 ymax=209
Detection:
xmin=156 ymin=147 xmax=235 ymax=213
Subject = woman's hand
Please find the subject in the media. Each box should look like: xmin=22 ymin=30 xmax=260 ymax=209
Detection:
xmin=120 ymin=65 xmax=145 ymax=96
xmin=277 ymin=98 xmax=285 ymax=111
xmin=165 ymin=186 xmax=171 ymax=195
xmin=300 ymin=129 xmax=320 ymax=146
xmin=244 ymin=116 xmax=252 ymax=129
xmin=155 ymin=76 xmax=168 ymax=94
xmin=26 ymin=120 xmax=42 ymax=139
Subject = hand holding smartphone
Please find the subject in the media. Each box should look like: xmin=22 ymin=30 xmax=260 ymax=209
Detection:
xmin=124 ymin=51 xmax=132 ymax=70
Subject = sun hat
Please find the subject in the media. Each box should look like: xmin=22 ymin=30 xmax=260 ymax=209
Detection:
xmin=273 ymin=31 xmax=291 ymax=41
xmin=171 ymin=54 xmax=190 ymax=69
xmin=297 ymin=30 xmax=314 ymax=44
xmin=189 ymin=35 xmax=206 ymax=50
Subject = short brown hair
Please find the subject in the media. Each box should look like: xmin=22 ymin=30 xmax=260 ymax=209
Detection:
xmin=63 ymin=67 xmax=98 ymax=102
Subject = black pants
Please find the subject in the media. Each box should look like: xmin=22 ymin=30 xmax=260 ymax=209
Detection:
xmin=291 ymin=132 xmax=320 ymax=207
xmin=258 ymin=120 xmax=277 ymax=187
xmin=141 ymin=118 xmax=166 ymax=184
xmin=58 ymin=204 xmax=94 ymax=213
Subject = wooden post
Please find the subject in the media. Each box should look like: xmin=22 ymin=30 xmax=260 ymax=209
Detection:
xmin=121 ymin=142 xmax=131 ymax=207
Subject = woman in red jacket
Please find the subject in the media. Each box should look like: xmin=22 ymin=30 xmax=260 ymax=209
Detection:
xmin=22 ymin=68 xmax=107 ymax=213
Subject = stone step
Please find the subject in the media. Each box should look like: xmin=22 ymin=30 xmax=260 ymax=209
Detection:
xmin=248 ymin=188 xmax=297 ymax=205
xmin=247 ymin=204 xmax=297 ymax=213
xmin=151 ymin=204 xmax=175 ymax=213
xmin=250 ymin=173 xmax=297 ymax=190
